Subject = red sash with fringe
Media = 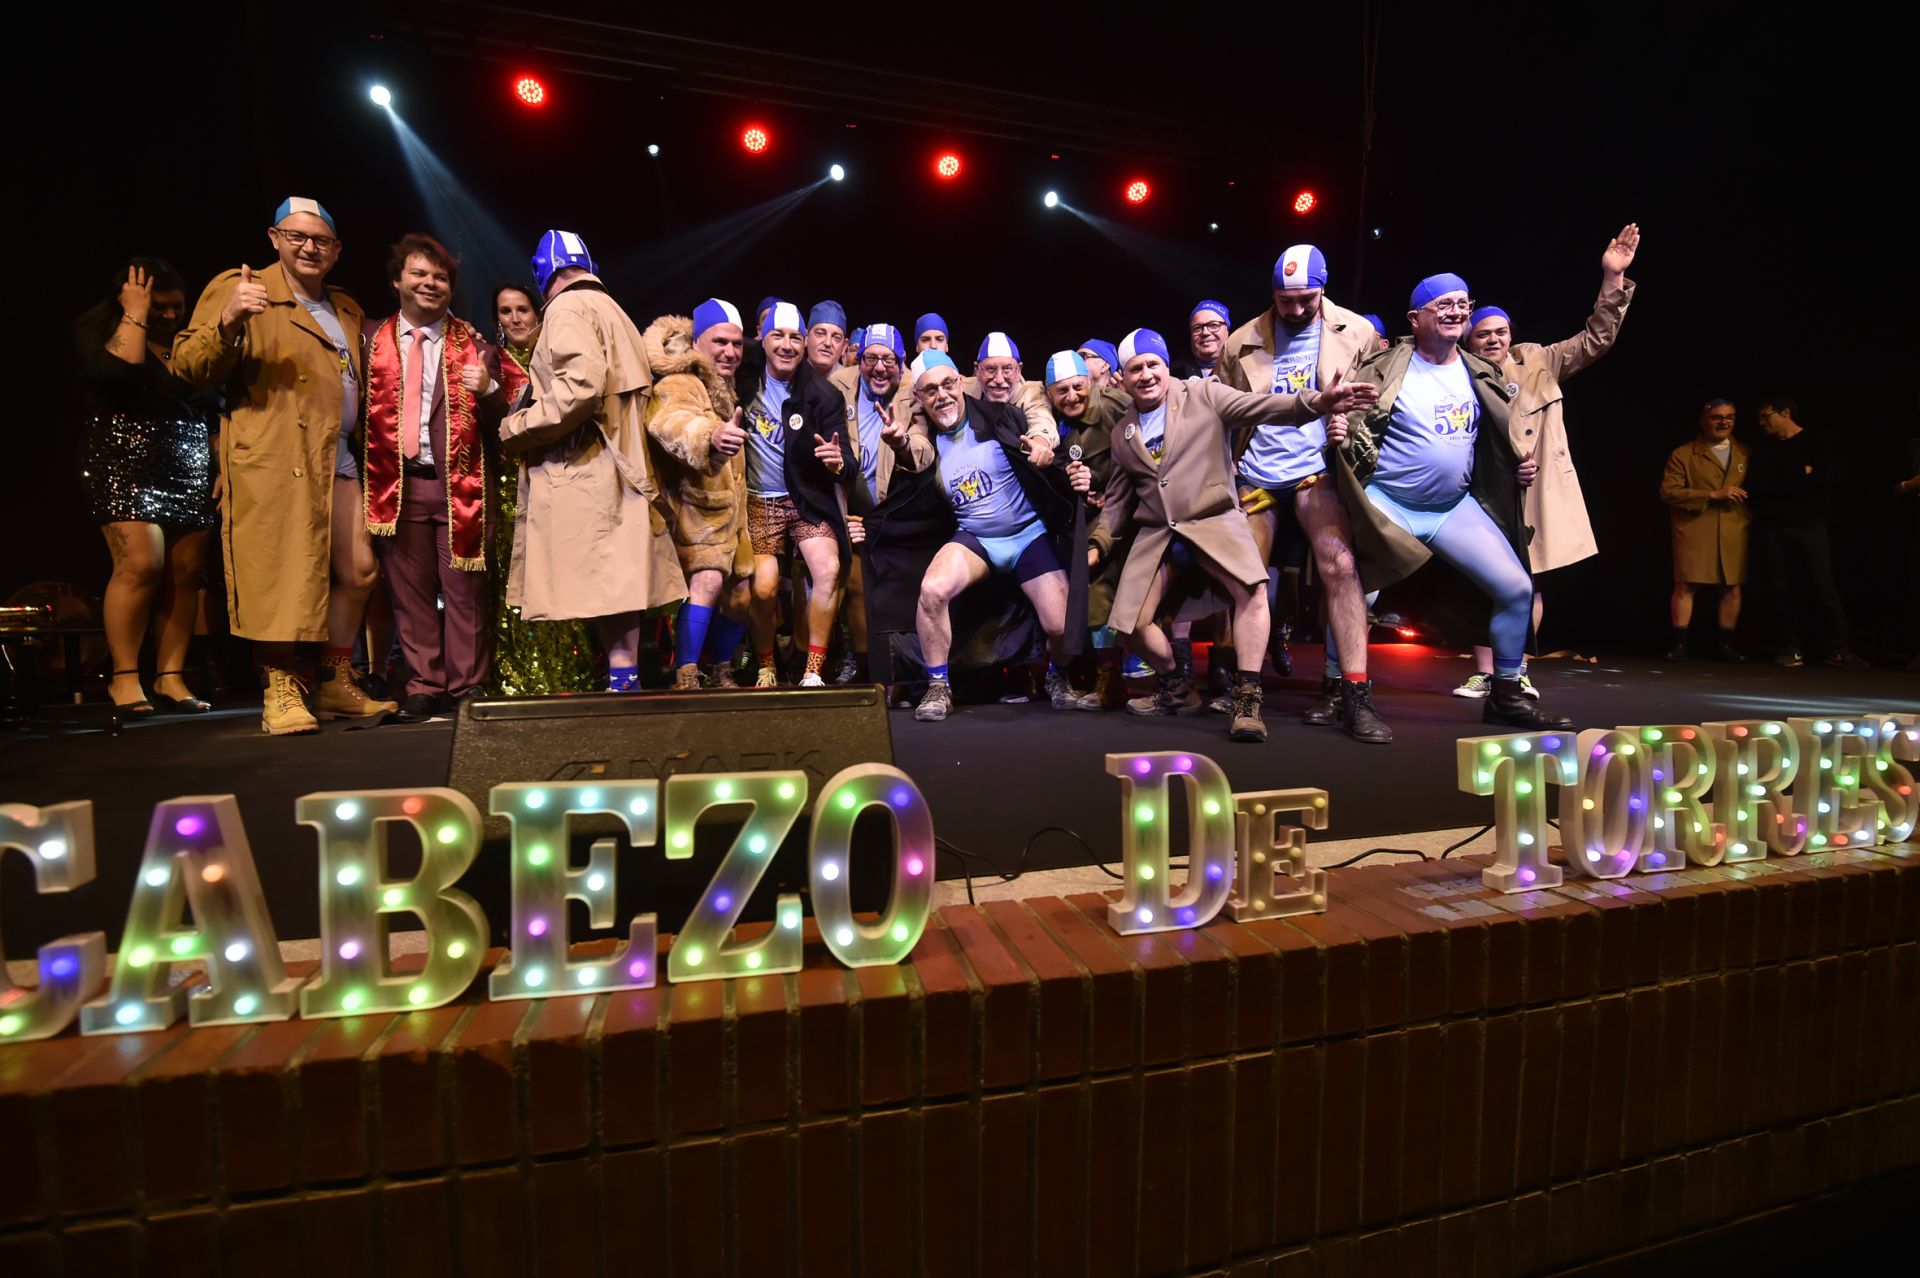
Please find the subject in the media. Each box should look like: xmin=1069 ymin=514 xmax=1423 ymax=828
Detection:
xmin=362 ymin=316 xmax=488 ymax=570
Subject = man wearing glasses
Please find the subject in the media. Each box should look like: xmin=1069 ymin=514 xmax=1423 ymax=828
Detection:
xmin=1342 ymin=274 xmax=1573 ymax=731
xmin=173 ymin=197 xmax=397 ymax=734
xmin=1177 ymin=301 xmax=1230 ymax=380
xmin=1660 ymin=400 xmax=1751 ymax=662
xmin=829 ymin=323 xmax=912 ymax=683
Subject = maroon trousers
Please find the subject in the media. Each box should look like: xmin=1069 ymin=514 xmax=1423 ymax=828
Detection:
xmin=377 ymin=473 xmax=491 ymax=700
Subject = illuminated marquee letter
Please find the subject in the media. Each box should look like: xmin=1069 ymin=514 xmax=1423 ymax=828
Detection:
xmin=491 ymin=781 xmax=661 ymax=999
xmin=811 ymin=765 xmax=936 ymax=966
xmin=1702 ymin=720 xmax=1807 ymax=858
xmin=1224 ymin=788 xmax=1328 ymax=921
xmin=1619 ymin=725 xmax=1725 ymax=865
xmin=297 ymin=789 xmax=488 ymax=1018
xmin=1559 ymin=730 xmax=1653 ymax=879
xmin=81 ymin=796 xmax=300 ymax=1034
xmin=0 ymin=802 xmax=106 ymax=1042
xmin=1862 ymin=715 xmax=1917 ymax=844
xmin=1104 ymin=751 xmax=1235 ymax=934
xmin=1791 ymin=717 xmax=1882 ymax=851
xmin=1458 ymin=731 xmax=1576 ymax=892
xmin=665 ymin=771 xmax=808 ymax=982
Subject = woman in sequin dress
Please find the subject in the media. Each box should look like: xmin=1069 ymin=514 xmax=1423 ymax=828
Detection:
xmin=76 ymin=259 xmax=216 ymax=714
xmin=487 ymin=283 xmax=597 ymax=693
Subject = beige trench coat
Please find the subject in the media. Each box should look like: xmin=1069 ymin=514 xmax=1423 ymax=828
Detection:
xmin=1091 ymin=379 xmax=1319 ymax=634
xmin=1501 ymin=278 xmax=1635 ymax=572
xmin=172 ymin=262 xmax=364 ymax=642
xmin=828 ymin=363 xmax=901 ymax=508
xmin=1661 ymin=436 xmax=1751 ymax=584
xmin=498 ymin=278 xmax=687 ymax=620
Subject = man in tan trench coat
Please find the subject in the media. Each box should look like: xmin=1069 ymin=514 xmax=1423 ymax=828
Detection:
xmin=172 ymin=196 xmax=398 ymax=734
xmin=1660 ymin=400 xmax=1751 ymax=661
xmin=498 ymin=230 xmax=687 ymax=690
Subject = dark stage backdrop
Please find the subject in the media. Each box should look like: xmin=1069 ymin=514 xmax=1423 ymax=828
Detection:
xmin=22 ymin=5 xmax=1915 ymax=657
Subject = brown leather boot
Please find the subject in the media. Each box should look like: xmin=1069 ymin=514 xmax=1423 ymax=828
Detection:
xmin=315 ymin=656 xmax=397 ymax=720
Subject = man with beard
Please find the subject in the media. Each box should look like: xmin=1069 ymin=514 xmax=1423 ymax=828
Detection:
xmin=805 ymin=300 xmax=849 ymax=376
xmin=1077 ymin=329 xmax=1379 ymax=742
xmin=892 ymin=331 xmax=1058 ymax=449
xmin=1045 ymin=349 xmax=1134 ymax=709
xmin=1176 ymin=301 xmax=1230 ymax=380
xmin=891 ymin=352 xmax=1086 ymax=722
xmin=739 ymin=300 xmax=852 ymax=686
xmin=644 ymin=297 xmax=752 ymax=690
xmin=1660 ymin=400 xmax=1751 ymax=661
xmin=828 ymin=322 xmax=911 ymax=683
xmin=1214 ymin=244 xmax=1395 ymax=743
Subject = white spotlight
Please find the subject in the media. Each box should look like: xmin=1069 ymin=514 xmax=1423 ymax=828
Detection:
xmin=647 ymin=143 xmax=660 ymax=157
xmin=1043 ymin=190 xmax=1059 ymax=209
xmin=369 ymin=84 xmax=393 ymax=108
xmin=829 ymin=163 xmax=846 ymax=182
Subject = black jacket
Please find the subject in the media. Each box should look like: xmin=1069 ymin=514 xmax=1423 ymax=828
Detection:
xmin=733 ymin=347 xmax=854 ymax=536
xmin=862 ymin=397 xmax=1088 ymax=680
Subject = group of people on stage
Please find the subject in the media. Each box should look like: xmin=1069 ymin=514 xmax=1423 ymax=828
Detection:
xmin=81 ymin=195 xmax=1664 ymax=743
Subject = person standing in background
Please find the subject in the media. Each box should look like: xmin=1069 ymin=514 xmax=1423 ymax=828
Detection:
xmin=1747 ymin=395 xmax=1867 ymax=668
xmin=1660 ymin=399 xmax=1750 ymax=661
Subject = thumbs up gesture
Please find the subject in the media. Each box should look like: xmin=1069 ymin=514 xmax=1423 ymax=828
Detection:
xmin=220 ymin=264 xmax=270 ymax=334
xmin=712 ymin=407 xmax=746 ymax=457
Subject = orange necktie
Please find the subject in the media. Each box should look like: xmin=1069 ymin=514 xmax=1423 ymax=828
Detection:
xmin=401 ymin=327 xmax=427 ymax=461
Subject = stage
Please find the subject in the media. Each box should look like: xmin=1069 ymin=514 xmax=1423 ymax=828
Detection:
xmin=2 ymin=643 xmax=1910 ymax=951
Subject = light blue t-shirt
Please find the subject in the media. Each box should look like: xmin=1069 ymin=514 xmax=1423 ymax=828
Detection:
xmin=1238 ymin=320 xmax=1326 ymax=490
xmin=1373 ymin=352 xmax=1479 ymax=506
xmin=935 ymin=419 xmax=1038 ymax=537
xmin=856 ymin=388 xmax=887 ymax=504
xmin=745 ymin=373 xmax=792 ymax=498
xmin=299 ymin=294 xmax=360 ymax=479
xmin=1137 ymin=403 xmax=1169 ymax=466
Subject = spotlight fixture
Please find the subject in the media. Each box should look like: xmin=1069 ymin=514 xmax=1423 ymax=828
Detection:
xmin=514 ymin=76 xmax=546 ymax=107
xmin=1208 ymin=221 xmax=1219 ymax=232
xmin=829 ymin=163 xmax=845 ymax=182
xmin=1043 ymin=190 xmax=1059 ymax=209
xmin=742 ymin=125 xmax=771 ymax=154
xmin=1293 ymin=190 xmax=1316 ymax=214
xmin=369 ymin=84 xmax=392 ymax=108
xmin=1370 ymin=226 xmax=1384 ymax=239
xmin=935 ymin=152 xmax=962 ymax=180
xmin=647 ymin=143 xmax=661 ymax=157
xmin=1124 ymin=179 xmax=1151 ymax=205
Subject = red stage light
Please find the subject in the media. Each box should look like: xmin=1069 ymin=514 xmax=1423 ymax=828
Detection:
xmin=1125 ymin=179 xmax=1151 ymax=205
xmin=742 ymin=125 xmax=771 ymax=154
xmin=514 ymin=76 xmax=546 ymax=107
xmin=1293 ymin=190 xmax=1316 ymax=214
xmin=935 ymin=153 xmax=962 ymax=179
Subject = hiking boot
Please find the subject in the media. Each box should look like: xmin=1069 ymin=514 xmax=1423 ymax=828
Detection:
xmin=1046 ymin=669 xmax=1081 ymax=710
xmin=1127 ymin=672 xmax=1201 ymax=716
xmin=1228 ymin=684 xmax=1267 ymax=742
xmin=673 ymin=662 xmax=703 ymax=691
xmin=713 ymin=663 xmax=742 ymax=689
xmin=1483 ymin=675 xmax=1573 ymax=730
xmin=262 ymin=668 xmax=318 ymax=736
xmin=834 ymin=649 xmax=860 ymax=684
xmin=1301 ymin=677 xmax=1342 ymax=726
xmin=1340 ymin=678 xmax=1394 ymax=745
xmin=316 ymin=657 xmax=398 ymax=720
xmin=1453 ymin=672 xmax=1492 ymax=699
xmin=1206 ymin=693 xmax=1232 ymax=714
xmin=914 ymin=678 xmax=954 ymax=722
xmin=1076 ymin=661 xmax=1123 ymax=711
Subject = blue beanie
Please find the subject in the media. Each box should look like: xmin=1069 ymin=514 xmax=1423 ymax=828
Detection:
xmin=910 ymin=350 xmax=959 ymax=386
xmin=1077 ymin=338 xmax=1119 ymax=370
xmin=913 ymin=312 xmax=949 ymax=343
xmin=274 ymin=196 xmax=336 ymax=234
xmin=1116 ymin=328 xmax=1171 ymax=368
xmin=1044 ymin=350 xmax=1090 ymax=386
xmin=531 ymin=229 xmax=596 ymax=293
xmin=1362 ymin=314 xmax=1386 ymax=339
xmin=808 ymin=300 xmax=847 ymax=333
xmin=861 ymin=322 xmax=906 ymax=359
xmin=976 ymin=331 xmax=1020 ymax=363
xmin=1272 ymin=245 xmax=1328 ymax=290
xmin=1409 ymin=273 xmax=1471 ymax=313
xmin=1468 ymin=305 xmax=1510 ymax=332
xmin=1190 ymin=299 xmax=1231 ymax=327
xmin=692 ymin=298 xmax=742 ymax=341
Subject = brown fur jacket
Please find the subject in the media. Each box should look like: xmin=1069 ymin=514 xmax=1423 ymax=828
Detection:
xmin=643 ymin=314 xmax=749 ymax=577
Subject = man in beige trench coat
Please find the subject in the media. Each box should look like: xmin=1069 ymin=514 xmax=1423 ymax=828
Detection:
xmin=498 ymin=230 xmax=687 ymax=690
xmin=1660 ymin=400 xmax=1751 ymax=661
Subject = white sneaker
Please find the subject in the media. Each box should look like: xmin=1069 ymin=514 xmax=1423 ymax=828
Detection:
xmin=799 ymin=672 xmax=826 ymax=688
xmin=1452 ymin=673 xmax=1492 ymax=699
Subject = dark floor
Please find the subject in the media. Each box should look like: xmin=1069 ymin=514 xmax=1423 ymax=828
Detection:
xmin=3 ymin=644 xmax=1913 ymax=951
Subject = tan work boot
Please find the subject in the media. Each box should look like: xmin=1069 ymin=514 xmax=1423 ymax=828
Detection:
xmin=712 ymin=663 xmax=741 ymax=689
xmin=316 ymin=656 xmax=399 ymax=720
xmin=673 ymin=662 xmax=704 ymax=691
xmin=261 ymin=668 xmax=318 ymax=736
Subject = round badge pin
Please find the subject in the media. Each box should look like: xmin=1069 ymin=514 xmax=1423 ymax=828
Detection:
xmin=1068 ymin=444 xmax=1083 ymax=461
xmin=787 ymin=413 xmax=804 ymax=431
xmin=1506 ymin=382 xmax=1520 ymax=396
xmin=1124 ymin=425 xmax=1136 ymax=440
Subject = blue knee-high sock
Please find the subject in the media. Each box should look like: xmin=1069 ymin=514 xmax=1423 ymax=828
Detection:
xmin=705 ymin=614 xmax=747 ymax=665
xmin=676 ymin=602 xmax=715 ymax=666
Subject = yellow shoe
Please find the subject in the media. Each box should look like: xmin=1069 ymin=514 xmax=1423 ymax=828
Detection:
xmin=261 ymin=668 xmax=318 ymax=735
xmin=316 ymin=657 xmax=399 ymax=720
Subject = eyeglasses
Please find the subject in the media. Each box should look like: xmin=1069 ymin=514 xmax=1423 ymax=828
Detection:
xmin=272 ymin=227 xmax=341 ymax=253
xmin=1189 ymin=320 xmax=1226 ymax=335
xmin=860 ymin=354 xmax=899 ymax=370
xmin=1422 ymin=299 xmax=1475 ymax=317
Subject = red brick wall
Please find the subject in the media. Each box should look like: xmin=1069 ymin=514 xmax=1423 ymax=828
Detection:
xmin=2 ymin=847 xmax=1916 ymax=1276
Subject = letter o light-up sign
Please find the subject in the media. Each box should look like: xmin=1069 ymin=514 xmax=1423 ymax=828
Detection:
xmin=1 ymin=802 xmax=106 ymax=1042
xmin=808 ymin=764 xmax=936 ymax=966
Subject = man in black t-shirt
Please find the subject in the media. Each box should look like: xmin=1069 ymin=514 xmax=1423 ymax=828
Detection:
xmin=1748 ymin=395 xmax=1866 ymax=668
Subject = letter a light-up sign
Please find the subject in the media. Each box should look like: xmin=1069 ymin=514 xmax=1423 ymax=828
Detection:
xmin=1 ymin=802 xmax=107 ymax=1043
xmin=1105 ymin=752 xmax=1235 ymax=934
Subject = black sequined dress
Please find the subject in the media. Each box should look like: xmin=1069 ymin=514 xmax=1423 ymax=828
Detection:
xmin=78 ymin=334 xmax=216 ymax=528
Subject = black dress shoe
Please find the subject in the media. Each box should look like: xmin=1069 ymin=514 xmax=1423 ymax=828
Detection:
xmin=1715 ymin=641 xmax=1748 ymax=664
xmin=393 ymin=693 xmax=438 ymax=723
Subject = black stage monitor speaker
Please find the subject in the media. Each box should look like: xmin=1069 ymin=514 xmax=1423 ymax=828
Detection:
xmin=447 ymin=687 xmax=895 ymax=939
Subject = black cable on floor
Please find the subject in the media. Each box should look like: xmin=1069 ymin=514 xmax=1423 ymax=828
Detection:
xmin=1439 ymin=824 xmax=1494 ymax=859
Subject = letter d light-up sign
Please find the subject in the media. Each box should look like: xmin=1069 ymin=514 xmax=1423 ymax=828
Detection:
xmin=491 ymin=781 xmax=661 ymax=999
xmin=297 ymin=790 xmax=489 ymax=1019
xmin=811 ymin=765 xmax=936 ymax=966
xmin=1105 ymin=752 xmax=1236 ymax=934
xmin=0 ymin=802 xmax=107 ymax=1043
xmin=1458 ymin=732 xmax=1577 ymax=891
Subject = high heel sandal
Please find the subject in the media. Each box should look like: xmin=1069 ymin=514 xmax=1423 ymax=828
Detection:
xmin=150 ymin=669 xmax=212 ymax=714
xmin=109 ymin=669 xmax=156 ymax=718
